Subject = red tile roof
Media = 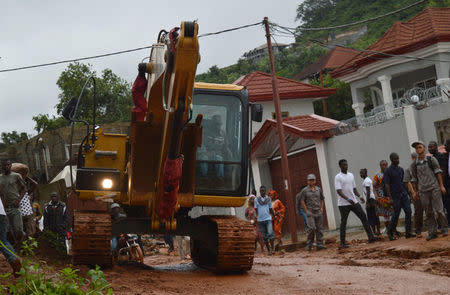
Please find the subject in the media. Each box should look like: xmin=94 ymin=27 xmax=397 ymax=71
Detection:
xmin=233 ymin=71 xmax=337 ymax=102
xmin=332 ymin=7 xmax=450 ymax=78
xmin=294 ymin=46 xmax=359 ymax=80
xmin=251 ymin=114 xmax=339 ymax=152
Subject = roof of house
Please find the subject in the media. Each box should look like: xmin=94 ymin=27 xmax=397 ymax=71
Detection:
xmin=251 ymin=114 xmax=339 ymax=153
xmin=294 ymin=46 xmax=359 ymax=80
xmin=233 ymin=71 xmax=337 ymax=102
xmin=332 ymin=7 xmax=450 ymax=78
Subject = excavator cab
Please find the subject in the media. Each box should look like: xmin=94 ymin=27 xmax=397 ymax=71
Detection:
xmin=193 ymin=83 xmax=249 ymax=196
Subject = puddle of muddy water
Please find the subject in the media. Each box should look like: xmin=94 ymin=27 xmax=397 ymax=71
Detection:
xmin=117 ymin=261 xmax=204 ymax=272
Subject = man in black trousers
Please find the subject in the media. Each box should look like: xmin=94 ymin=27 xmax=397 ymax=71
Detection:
xmin=334 ymin=159 xmax=379 ymax=248
xmin=384 ymin=153 xmax=415 ymax=240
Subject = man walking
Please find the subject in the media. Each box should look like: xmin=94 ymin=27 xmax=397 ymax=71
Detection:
xmin=404 ymin=152 xmax=423 ymax=237
xmin=0 ymin=192 xmax=22 ymax=276
xmin=335 ymin=159 xmax=378 ymax=248
xmin=384 ymin=153 xmax=415 ymax=240
xmin=430 ymin=139 xmax=450 ymax=226
xmin=43 ymin=192 xmax=68 ymax=239
xmin=298 ymin=174 xmax=326 ymax=251
xmin=254 ymin=186 xmax=276 ymax=255
xmin=360 ymin=168 xmax=380 ymax=236
xmin=0 ymin=159 xmax=26 ymax=247
xmin=410 ymin=141 xmax=448 ymax=240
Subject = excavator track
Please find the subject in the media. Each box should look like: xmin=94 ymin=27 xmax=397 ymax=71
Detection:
xmin=72 ymin=211 xmax=112 ymax=267
xmin=190 ymin=215 xmax=254 ymax=273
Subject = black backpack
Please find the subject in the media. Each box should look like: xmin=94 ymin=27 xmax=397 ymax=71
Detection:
xmin=412 ymin=156 xmax=437 ymax=181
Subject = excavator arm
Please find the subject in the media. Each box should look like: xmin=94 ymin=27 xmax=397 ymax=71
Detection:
xmin=127 ymin=21 xmax=201 ymax=229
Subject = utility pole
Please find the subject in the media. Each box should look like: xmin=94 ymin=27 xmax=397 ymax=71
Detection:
xmin=320 ymin=71 xmax=329 ymax=117
xmin=263 ymin=17 xmax=298 ymax=243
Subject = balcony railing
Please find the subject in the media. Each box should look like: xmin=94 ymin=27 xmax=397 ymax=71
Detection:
xmin=335 ymin=85 xmax=444 ymax=135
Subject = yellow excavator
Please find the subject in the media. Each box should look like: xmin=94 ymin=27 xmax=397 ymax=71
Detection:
xmin=63 ymin=21 xmax=263 ymax=272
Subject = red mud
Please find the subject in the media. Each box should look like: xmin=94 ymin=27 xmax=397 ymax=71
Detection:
xmin=1 ymin=235 xmax=449 ymax=294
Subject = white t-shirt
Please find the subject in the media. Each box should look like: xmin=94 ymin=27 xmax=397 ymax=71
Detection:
xmin=362 ymin=177 xmax=375 ymax=200
xmin=0 ymin=198 xmax=6 ymax=216
xmin=335 ymin=172 xmax=359 ymax=206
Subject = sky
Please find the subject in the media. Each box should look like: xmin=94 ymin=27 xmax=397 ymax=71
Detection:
xmin=0 ymin=0 xmax=301 ymax=136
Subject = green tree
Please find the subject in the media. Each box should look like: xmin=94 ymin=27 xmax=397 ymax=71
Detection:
xmin=55 ymin=62 xmax=132 ymax=125
xmin=1 ymin=131 xmax=29 ymax=145
xmin=294 ymin=0 xmax=448 ymax=49
xmin=32 ymin=114 xmax=68 ymax=133
xmin=311 ymin=74 xmax=354 ymax=121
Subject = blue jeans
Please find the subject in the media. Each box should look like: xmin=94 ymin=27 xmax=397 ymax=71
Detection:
xmin=257 ymin=220 xmax=275 ymax=242
xmin=298 ymin=209 xmax=309 ymax=231
xmin=111 ymin=236 xmax=118 ymax=253
xmin=388 ymin=192 xmax=412 ymax=234
xmin=0 ymin=215 xmax=17 ymax=263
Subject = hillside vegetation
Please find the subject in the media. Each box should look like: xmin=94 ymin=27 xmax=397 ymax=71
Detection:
xmin=196 ymin=0 xmax=449 ymax=120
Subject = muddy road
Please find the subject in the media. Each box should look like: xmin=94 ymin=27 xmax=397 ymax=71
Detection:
xmin=105 ymin=235 xmax=450 ymax=295
xmin=1 ymin=234 xmax=448 ymax=294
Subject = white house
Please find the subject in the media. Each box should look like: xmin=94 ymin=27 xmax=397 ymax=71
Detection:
xmin=331 ymin=7 xmax=450 ymax=128
xmin=233 ymin=71 xmax=339 ymax=234
xmin=233 ymin=71 xmax=337 ymax=136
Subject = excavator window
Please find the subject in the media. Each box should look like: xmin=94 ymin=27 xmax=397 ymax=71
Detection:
xmin=193 ymin=93 xmax=244 ymax=195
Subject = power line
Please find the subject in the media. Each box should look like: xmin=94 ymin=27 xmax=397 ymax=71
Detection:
xmin=0 ymin=21 xmax=263 ymax=73
xmin=198 ymin=21 xmax=262 ymax=37
xmin=268 ymin=21 xmax=450 ymax=63
xmin=0 ymin=45 xmax=154 ymax=73
xmin=277 ymin=0 xmax=426 ymax=32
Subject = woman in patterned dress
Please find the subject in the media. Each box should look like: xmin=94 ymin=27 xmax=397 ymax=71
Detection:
xmin=373 ymin=160 xmax=396 ymax=236
xmin=268 ymin=189 xmax=285 ymax=250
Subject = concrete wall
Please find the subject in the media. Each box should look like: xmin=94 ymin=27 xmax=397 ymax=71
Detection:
xmin=416 ymin=101 xmax=450 ymax=144
xmin=324 ymin=116 xmax=410 ymax=227
xmin=252 ymin=99 xmax=315 ymax=137
xmin=258 ymin=159 xmax=273 ymax=189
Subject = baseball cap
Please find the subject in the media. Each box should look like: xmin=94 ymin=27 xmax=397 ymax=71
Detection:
xmin=307 ymin=174 xmax=316 ymax=180
xmin=411 ymin=141 xmax=425 ymax=148
xmin=111 ymin=203 xmax=120 ymax=209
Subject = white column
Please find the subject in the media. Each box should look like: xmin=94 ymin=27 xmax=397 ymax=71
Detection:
xmin=377 ymin=75 xmax=394 ymax=118
xmin=350 ymin=85 xmax=366 ymax=126
xmin=404 ymin=105 xmax=420 ymax=152
xmin=251 ymin=156 xmax=262 ymax=192
xmin=352 ymin=102 xmax=365 ymax=116
xmin=314 ymin=138 xmax=336 ymax=230
xmin=436 ymin=78 xmax=450 ymax=102
xmin=352 ymin=102 xmax=365 ymax=126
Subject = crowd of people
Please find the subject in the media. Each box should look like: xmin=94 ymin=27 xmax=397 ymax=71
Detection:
xmin=246 ymin=139 xmax=450 ymax=253
xmin=0 ymin=159 xmax=69 ymax=276
xmin=0 ymin=138 xmax=449 ymax=274
xmin=337 ymin=139 xmax=449 ymax=247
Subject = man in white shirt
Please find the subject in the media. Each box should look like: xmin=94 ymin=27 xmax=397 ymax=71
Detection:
xmin=335 ymin=159 xmax=378 ymax=248
xmin=360 ymin=168 xmax=380 ymax=236
xmin=0 ymin=188 xmax=22 ymax=276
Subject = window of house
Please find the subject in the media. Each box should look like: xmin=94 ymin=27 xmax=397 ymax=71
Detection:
xmin=414 ymin=78 xmax=436 ymax=89
xmin=271 ymin=111 xmax=289 ymax=120
xmin=44 ymin=146 xmax=51 ymax=166
xmin=392 ymin=88 xmax=405 ymax=100
xmin=34 ymin=152 xmax=40 ymax=170
xmin=65 ymin=143 xmax=81 ymax=161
